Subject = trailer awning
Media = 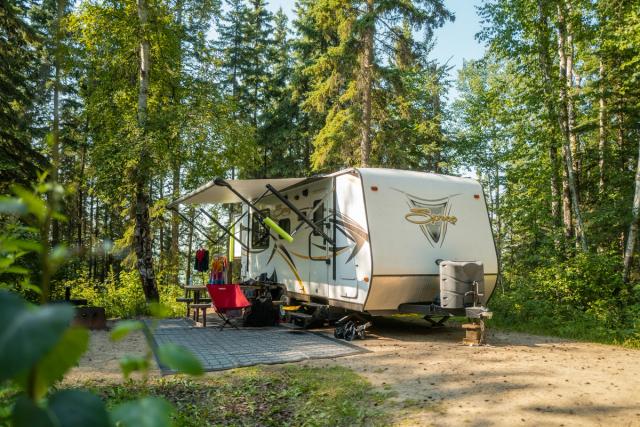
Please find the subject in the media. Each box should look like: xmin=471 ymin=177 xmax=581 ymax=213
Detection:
xmin=168 ymin=177 xmax=308 ymax=207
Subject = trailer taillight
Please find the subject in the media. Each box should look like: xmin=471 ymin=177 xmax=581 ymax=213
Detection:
xmin=474 ymin=194 xmax=480 ymax=199
xmin=371 ymin=186 xmax=378 ymax=191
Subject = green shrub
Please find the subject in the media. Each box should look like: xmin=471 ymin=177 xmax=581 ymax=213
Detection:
xmin=58 ymin=270 xmax=185 ymax=318
xmin=490 ymin=252 xmax=640 ymax=348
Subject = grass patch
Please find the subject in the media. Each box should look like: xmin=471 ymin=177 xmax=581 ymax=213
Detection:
xmin=81 ymin=365 xmax=388 ymax=426
xmin=488 ymin=293 xmax=640 ymax=349
xmin=488 ymin=315 xmax=640 ymax=349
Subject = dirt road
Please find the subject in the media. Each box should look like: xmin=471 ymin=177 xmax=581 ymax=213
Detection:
xmin=311 ymin=317 xmax=640 ymax=426
xmin=67 ymin=318 xmax=640 ymax=426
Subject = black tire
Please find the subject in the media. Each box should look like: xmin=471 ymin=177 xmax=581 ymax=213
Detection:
xmin=334 ymin=326 xmax=344 ymax=339
xmin=344 ymin=321 xmax=356 ymax=341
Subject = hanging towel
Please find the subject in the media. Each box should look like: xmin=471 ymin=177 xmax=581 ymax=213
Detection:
xmin=209 ymin=256 xmax=228 ymax=284
xmin=194 ymin=248 xmax=209 ymax=272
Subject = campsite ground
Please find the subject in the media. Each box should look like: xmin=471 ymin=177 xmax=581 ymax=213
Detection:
xmin=65 ymin=317 xmax=640 ymax=427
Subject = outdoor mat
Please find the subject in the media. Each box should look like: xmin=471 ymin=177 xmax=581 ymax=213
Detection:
xmin=144 ymin=318 xmax=367 ymax=373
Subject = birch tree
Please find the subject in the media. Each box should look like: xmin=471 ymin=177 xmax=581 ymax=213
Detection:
xmin=133 ymin=0 xmax=159 ymax=301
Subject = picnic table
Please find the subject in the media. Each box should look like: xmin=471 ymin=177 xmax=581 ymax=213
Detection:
xmin=183 ymin=285 xmax=207 ymax=298
xmin=177 ymin=285 xmax=211 ymax=325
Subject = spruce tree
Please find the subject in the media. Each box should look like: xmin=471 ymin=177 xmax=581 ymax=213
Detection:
xmin=298 ymin=0 xmax=453 ymax=170
xmin=0 ymin=0 xmax=46 ymax=189
xmin=259 ymin=9 xmax=308 ymax=177
xmin=375 ymin=23 xmax=448 ymax=171
xmin=215 ymin=0 xmax=249 ymax=104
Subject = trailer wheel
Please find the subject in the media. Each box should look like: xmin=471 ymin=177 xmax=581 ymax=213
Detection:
xmin=334 ymin=325 xmax=345 ymax=339
xmin=343 ymin=321 xmax=356 ymax=341
xmin=357 ymin=328 xmax=366 ymax=340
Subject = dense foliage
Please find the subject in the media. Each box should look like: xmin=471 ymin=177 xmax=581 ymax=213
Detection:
xmin=0 ymin=186 xmax=204 ymax=426
xmin=1 ymin=0 xmax=639 ymax=340
xmin=453 ymin=0 xmax=640 ymax=346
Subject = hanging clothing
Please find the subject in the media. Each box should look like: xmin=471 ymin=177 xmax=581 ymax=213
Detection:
xmin=209 ymin=255 xmax=228 ymax=285
xmin=194 ymin=248 xmax=209 ymax=272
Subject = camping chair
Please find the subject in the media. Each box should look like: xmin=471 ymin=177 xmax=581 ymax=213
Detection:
xmin=206 ymin=284 xmax=251 ymax=330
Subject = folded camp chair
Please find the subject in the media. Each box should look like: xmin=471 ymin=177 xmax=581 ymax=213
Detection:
xmin=206 ymin=284 xmax=251 ymax=330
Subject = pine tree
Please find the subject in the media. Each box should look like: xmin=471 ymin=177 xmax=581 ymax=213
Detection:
xmin=0 ymin=0 xmax=46 ymax=189
xmin=215 ymin=0 xmax=249 ymax=103
xmin=298 ymin=0 xmax=453 ymax=170
xmin=259 ymin=9 xmax=309 ymax=177
xmin=375 ymin=23 xmax=448 ymax=171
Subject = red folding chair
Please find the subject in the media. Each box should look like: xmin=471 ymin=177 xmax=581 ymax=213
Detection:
xmin=206 ymin=284 xmax=251 ymax=330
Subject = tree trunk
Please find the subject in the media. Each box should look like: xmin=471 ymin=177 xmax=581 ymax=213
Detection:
xmin=169 ymin=0 xmax=183 ymax=282
xmin=171 ymin=162 xmax=180 ymax=267
xmin=561 ymin=166 xmax=573 ymax=239
xmin=557 ymin=2 xmax=587 ymax=251
xmin=134 ymin=0 xmax=159 ymax=302
xmin=598 ymin=60 xmax=606 ymax=193
xmin=159 ymin=178 xmax=164 ymax=259
xmin=89 ymin=192 xmax=94 ymax=279
xmin=623 ymin=140 xmax=640 ymax=283
xmin=134 ymin=181 xmax=158 ymax=300
xmin=494 ymin=163 xmax=501 ymax=266
xmin=535 ymin=0 xmax=561 ymax=228
xmin=618 ymin=103 xmax=625 ymax=171
xmin=433 ymin=91 xmax=442 ymax=173
xmin=50 ymin=0 xmax=65 ymax=248
xmin=77 ymin=134 xmax=87 ymax=250
xmin=565 ymin=13 xmax=581 ymax=202
xmin=100 ymin=207 xmax=107 ymax=283
xmin=359 ymin=0 xmax=374 ymax=167
xmin=185 ymin=208 xmax=195 ymax=286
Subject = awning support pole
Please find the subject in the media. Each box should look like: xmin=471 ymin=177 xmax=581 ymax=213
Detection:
xmin=198 ymin=208 xmax=249 ymax=251
xmin=171 ymin=208 xmax=220 ymax=246
xmin=214 ymin=178 xmax=266 ymax=216
xmin=213 ymin=179 xmax=276 ymax=235
xmin=265 ymin=183 xmax=335 ymax=245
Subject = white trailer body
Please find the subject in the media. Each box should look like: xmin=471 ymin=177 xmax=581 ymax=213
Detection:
xmin=172 ymin=168 xmax=498 ymax=315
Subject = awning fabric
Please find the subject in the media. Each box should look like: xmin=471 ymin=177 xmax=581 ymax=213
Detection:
xmin=168 ymin=177 xmax=307 ymax=207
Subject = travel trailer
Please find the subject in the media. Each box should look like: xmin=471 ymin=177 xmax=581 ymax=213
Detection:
xmin=169 ymin=168 xmax=498 ymax=327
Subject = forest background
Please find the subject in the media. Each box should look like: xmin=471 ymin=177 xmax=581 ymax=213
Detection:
xmin=1 ymin=0 xmax=640 ymax=347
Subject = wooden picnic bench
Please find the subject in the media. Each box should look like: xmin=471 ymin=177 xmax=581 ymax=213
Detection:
xmin=177 ymin=285 xmax=211 ymax=325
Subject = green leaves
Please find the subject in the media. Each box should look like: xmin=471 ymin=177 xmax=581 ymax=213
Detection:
xmin=27 ymin=327 xmax=90 ymax=399
xmin=11 ymin=390 xmax=111 ymax=427
xmin=111 ymin=397 xmax=174 ymax=427
xmin=0 ymin=291 xmax=207 ymax=426
xmin=0 ymin=291 xmax=113 ymax=426
xmin=118 ymin=355 xmax=150 ymax=379
xmin=148 ymin=302 xmax=172 ymax=319
xmin=110 ymin=320 xmax=144 ymax=341
xmin=11 ymin=396 xmax=53 ymax=427
xmin=157 ymin=343 xmax=204 ymax=376
xmin=10 ymin=186 xmax=47 ymax=223
xmin=48 ymin=390 xmax=110 ymax=427
xmin=0 ymin=291 xmax=75 ymax=382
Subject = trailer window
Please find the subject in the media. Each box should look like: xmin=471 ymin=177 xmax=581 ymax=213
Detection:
xmin=251 ymin=209 xmax=270 ymax=249
xmin=277 ymin=218 xmax=291 ymax=239
xmin=312 ymin=200 xmax=324 ymax=236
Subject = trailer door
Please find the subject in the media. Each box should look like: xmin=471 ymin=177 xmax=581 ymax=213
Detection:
xmin=308 ymin=195 xmax=330 ymax=297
